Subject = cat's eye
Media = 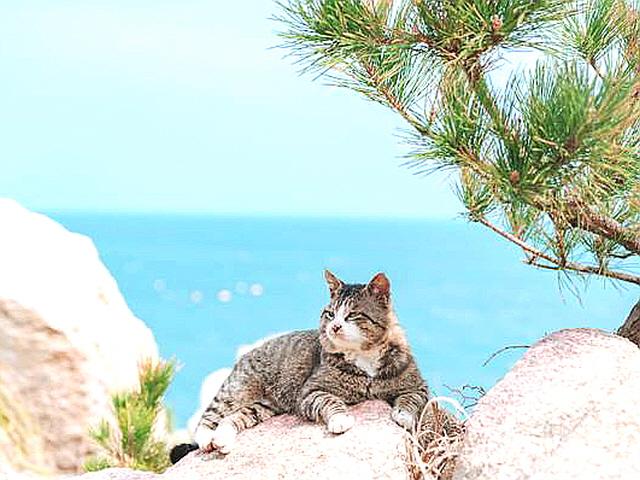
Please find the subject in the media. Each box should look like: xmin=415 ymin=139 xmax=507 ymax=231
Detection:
xmin=323 ymin=310 xmax=334 ymax=319
xmin=347 ymin=312 xmax=375 ymax=324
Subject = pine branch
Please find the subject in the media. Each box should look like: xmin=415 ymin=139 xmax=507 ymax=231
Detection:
xmin=361 ymin=61 xmax=430 ymax=135
xmin=476 ymin=216 xmax=640 ymax=285
xmin=276 ymin=0 xmax=640 ymax=289
xmin=562 ymin=196 xmax=640 ymax=255
xmin=458 ymin=61 xmax=521 ymax=155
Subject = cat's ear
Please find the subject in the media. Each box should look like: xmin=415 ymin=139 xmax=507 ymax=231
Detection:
xmin=367 ymin=272 xmax=390 ymax=303
xmin=324 ymin=270 xmax=344 ymax=296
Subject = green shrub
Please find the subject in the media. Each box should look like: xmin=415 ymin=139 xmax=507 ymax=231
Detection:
xmin=84 ymin=359 xmax=177 ymax=473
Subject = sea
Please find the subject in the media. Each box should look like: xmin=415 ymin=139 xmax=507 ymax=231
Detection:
xmin=49 ymin=213 xmax=638 ymax=428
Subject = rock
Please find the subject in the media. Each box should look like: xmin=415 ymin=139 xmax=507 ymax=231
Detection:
xmin=0 ymin=199 xmax=159 ymax=474
xmin=68 ymin=400 xmax=409 ymax=480
xmin=454 ymin=328 xmax=640 ymax=480
xmin=61 ymin=469 xmax=158 ymax=480
xmin=0 ymin=378 xmax=50 ymax=475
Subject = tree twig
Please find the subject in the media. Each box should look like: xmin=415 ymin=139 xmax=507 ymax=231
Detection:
xmin=476 ymin=216 xmax=640 ymax=286
xmin=589 ymin=58 xmax=606 ymax=81
xmin=482 ymin=345 xmax=530 ymax=367
xmin=611 ymin=252 xmax=636 ymax=260
xmin=443 ymin=384 xmax=487 ymax=409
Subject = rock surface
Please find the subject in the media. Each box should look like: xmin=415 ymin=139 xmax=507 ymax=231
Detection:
xmin=68 ymin=401 xmax=409 ymax=480
xmin=0 ymin=199 xmax=159 ymax=474
xmin=454 ymin=328 xmax=640 ymax=480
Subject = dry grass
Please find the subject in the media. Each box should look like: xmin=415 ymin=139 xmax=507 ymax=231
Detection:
xmin=405 ymin=398 xmax=467 ymax=480
xmin=0 ymin=380 xmax=51 ymax=474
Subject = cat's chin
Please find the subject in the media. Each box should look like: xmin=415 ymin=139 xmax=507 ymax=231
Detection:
xmin=322 ymin=332 xmax=380 ymax=355
xmin=320 ymin=333 xmax=361 ymax=353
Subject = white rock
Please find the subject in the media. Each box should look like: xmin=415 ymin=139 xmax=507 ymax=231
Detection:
xmin=454 ymin=328 xmax=640 ymax=480
xmin=0 ymin=199 xmax=159 ymax=473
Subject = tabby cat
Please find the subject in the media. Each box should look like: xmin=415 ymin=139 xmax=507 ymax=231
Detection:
xmin=170 ymin=271 xmax=429 ymax=463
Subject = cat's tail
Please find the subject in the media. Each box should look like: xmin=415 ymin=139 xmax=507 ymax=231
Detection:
xmin=169 ymin=442 xmax=199 ymax=464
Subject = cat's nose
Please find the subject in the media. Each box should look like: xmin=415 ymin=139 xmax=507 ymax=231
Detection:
xmin=331 ymin=323 xmax=342 ymax=334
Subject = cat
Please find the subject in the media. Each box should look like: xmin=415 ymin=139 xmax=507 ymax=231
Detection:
xmin=169 ymin=270 xmax=429 ymax=463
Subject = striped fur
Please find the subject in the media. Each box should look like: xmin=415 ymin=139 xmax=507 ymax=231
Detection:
xmin=172 ymin=271 xmax=429 ymax=462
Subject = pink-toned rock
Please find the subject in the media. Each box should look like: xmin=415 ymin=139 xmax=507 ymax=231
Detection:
xmin=68 ymin=401 xmax=409 ymax=480
xmin=454 ymin=328 xmax=640 ymax=480
xmin=63 ymin=469 xmax=157 ymax=480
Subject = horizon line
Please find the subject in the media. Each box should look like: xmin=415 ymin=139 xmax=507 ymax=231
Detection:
xmin=42 ymin=208 xmax=465 ymax=222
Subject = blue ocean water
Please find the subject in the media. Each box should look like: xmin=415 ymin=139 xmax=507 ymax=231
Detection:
xmin=50 ymin=213 xmax=637 ymax=427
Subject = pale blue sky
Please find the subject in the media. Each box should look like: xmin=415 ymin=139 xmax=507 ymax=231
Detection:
xmin=0 ymin=0 xmax=463 ymax=217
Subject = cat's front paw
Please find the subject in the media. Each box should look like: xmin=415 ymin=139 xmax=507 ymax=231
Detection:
xmin=327 ymin=413 xmax=355 ymax=434
xmin=194 ymin=425 xmax=216 ymax=451
xmin=210 ymin=423 xmax=237 ymax=454
xmin=391 ymin=408 xmax=415 ymax=430
xmin=194 ymin=423 xmax=237 ymax=454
